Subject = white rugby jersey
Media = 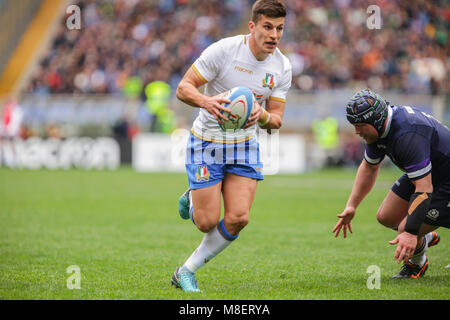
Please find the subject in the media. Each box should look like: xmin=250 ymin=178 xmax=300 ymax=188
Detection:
xmin=191 ymin=34 xmax=292 ymax=142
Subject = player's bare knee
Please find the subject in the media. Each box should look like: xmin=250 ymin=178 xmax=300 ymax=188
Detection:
xmin=196 ymin=219 xmax=218 ymax=233
xmin=235 ymin=216 xmax=249 ymax=229
xmin=376 ymin=210 xmax=388 ymax=226
xmin=376 ymin=210 xmax=386 ymax=225
xmin=195 ymin=215 xmax=219 ymax=233
xmin=227 ymin=212 xmax=249 ymax=230
xmin=376 ymin=210 xmax=398 ymax=229
xmin=195 ymin=222 xmax=213 ymax=233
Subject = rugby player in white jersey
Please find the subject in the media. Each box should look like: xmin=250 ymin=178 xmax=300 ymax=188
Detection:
xmin=171 ymin=0 xmax=292 ymax=292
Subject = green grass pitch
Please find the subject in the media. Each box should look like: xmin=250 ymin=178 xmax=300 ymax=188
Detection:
xmin=0 ymin=167 xmax=448 ymax=299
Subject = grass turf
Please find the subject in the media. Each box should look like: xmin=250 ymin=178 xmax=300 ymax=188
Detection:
xmin=0 ymin=167 xmax=448 ymax=299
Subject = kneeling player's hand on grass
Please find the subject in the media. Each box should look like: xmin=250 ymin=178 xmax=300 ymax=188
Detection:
xmin=332 ymin=207 xmax=355 ymax=238
xmin=245 ymin=100 xmax=262 ymax=128
xmin=389 ymin=232 xmax=417 ymax=264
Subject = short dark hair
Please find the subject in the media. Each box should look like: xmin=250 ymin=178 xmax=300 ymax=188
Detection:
xmin=251 ymin=0 xmax=286 ymax=24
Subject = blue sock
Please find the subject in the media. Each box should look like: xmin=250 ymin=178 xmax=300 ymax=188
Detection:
xmin=217 ymin=218 xmax=239 ymax=241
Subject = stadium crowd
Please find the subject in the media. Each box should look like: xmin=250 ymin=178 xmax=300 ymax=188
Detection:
xmin=282 ymin=0 xmax=448 ymax=95
xmin=26 ymin=0 xmax=248 ymax=96
xmin=26 ymin=0 xmax=448 ymax=96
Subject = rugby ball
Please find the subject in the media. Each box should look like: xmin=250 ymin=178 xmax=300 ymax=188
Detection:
xmin=219 ymin=86 xmax=254 ymax=131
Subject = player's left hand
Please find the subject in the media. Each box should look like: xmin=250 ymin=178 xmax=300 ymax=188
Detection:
xmin=333 ymin=207 xmax=355 ymax=238
xmin=244 ymin=100 xmax=262 ymax=128
xmin=389 ymin=232 xmax=417 ymax=263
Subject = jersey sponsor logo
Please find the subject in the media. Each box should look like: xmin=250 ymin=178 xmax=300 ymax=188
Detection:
xmin=234 ymin=65 xmax=253 ymax=74
xmin=262 ymin=73 xmax=275 ymax=89
xmin=195 ymin=165 xmax=210 ymax=182
xmin=376 ymin=144 xmax=386 ymax=149
xmin=426 ymin=209 xmax=439 ymax=221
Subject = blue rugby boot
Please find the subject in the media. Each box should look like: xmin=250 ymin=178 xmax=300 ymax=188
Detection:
xmin=171 ymin=267 xmax=200 ymax=292
xmin=178 ymin=189 xmax=191 ymax=220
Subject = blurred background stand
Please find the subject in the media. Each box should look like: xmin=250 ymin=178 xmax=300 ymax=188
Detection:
xmin=0 ymin=0 xmax=447 ymax=171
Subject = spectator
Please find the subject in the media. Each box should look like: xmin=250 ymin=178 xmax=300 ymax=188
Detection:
xmin=26 ymin=0 xmax=248 ymax=95
xmin=25 ymin=0 xmax=447 ymax=96
xmin=281 ymin=0 xmax=448 ymax=94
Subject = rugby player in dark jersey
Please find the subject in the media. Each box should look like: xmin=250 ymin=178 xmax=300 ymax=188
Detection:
xmin=333 ymin=89 xmax=449 ymax=278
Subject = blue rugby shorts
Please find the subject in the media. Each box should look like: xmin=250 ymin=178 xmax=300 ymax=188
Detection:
xmin=185 ymin=132 xmax=264 ymax=189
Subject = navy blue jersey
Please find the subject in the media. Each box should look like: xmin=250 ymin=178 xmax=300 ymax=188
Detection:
xmin=364 ymin=105 xmax=450 ymax=187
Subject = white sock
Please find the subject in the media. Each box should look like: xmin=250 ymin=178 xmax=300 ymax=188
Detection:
xmin=424 ymin=232 xmax=434 ymax=248
xmin=181 ymin=223 xmax=234 ymax=273
xmin=409 ymin=236 xmax=427 ymax=266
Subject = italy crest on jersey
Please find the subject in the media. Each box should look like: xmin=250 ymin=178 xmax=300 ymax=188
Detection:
xmin=195 ymin=165 xmax=210 ymax=182
xmin=262 ymin=73 xmax=275 ymax=89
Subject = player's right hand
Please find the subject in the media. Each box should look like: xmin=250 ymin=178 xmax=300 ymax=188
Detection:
xmin=202 ymin=93 xmax=231 ymax=125
xmin=332 ymin=207 xmax=355 ymax=238
xmin=244 ymin=100 xmax=262 ymax=128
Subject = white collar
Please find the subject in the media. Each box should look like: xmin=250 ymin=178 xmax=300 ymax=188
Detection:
xmin=380 ymin=106 xmax=393 ymax=139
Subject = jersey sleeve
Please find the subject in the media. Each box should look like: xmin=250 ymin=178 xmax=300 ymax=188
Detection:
xmin=269 ymin=57 xmax=292 ymax=103
xmin=364 ymin=143 xmax=385 ymax=165
xmin=192 ymin=40 xmax=226 ymax=83
xmin=393 ymin=132 xmax=432 ymax=180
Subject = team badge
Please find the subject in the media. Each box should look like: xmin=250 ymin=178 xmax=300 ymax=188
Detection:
xmin=262 ymin=73 xmax=275 ymax=89
xmin=196 ymin=165 xmax=210 ymax=182
xmin=426 ymin=209 xmax=439 ymax=221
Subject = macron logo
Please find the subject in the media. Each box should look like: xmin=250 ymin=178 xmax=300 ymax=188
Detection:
xmin=234 ymin=66 xmax=253 ymax=74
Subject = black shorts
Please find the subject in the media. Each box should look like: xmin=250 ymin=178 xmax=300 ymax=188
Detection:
xmin=391 ymin=174 xmax=450 ymax=228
